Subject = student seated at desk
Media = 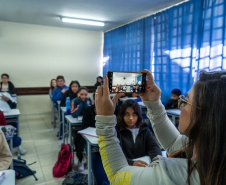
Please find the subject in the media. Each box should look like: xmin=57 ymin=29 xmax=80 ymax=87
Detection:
xmin=93 ymin=76 xmax=103 ymax=100
xmin=49 ymin=79 xmax=57 ymax=98
xmin=165 ymin=88 xmax=181 ymax=109
xmin=0 ymin=129 xmax=12 ymax=170
xmin=116 ymin=99 xmax=162 ymax=166
xmin=0 ymin=111 xmax=26 ymax=155
xmin=60 ymin=81 xmax=80 ymax=107
xmin=0 ymin=74 xmax=16 ymax=95
xmin=71 ymin=87 xmax=92 ymax=118
xmin=51 ymin=75 xmax=69 ymax=106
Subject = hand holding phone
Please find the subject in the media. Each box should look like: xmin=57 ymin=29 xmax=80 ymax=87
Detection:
xmin=138 ymin=69 xmax=161 ymax=101
xmin=107 ymin=71 xmax=146 ymax=93
xmin=95 ymin=76 xmax=124 ymax=115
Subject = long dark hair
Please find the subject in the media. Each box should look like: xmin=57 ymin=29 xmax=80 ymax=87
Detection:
xmin=69 ymin=81 xmax=81 ymax=91
xmin=116 ymin=100 xmax=142 ymax=130
xmin=186 ymin=71 xmax=226 ymax=185
xmin=50 ymin=79 xmax=56 ymax=91
xmin=77 ymin=86 xmax=89 ymax=94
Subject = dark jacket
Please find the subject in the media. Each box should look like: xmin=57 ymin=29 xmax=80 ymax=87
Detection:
xmin=7 ymin=100 xmax=17 ymax=109
xmin=117 ymin=124 xmax=162 ymax=165
xmin=71 ymin=97 xmax=93 ymax=118
xmin=0 ymin=81 xmax=16 ymax=94
xmin=60 ymin=90 xmax=77 ymax=107
xmin=165 ymin=99 xmax=178 ymax=109
xmin=75 ymin=105 xmax=96 ymax=162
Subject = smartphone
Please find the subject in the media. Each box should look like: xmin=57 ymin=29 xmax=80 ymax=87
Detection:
xmin=107 ymin=71 xmax=146 ymax=93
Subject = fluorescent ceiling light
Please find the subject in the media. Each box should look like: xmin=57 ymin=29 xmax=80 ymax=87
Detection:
xmin=61 ymin=17 xmax=105 ymax=26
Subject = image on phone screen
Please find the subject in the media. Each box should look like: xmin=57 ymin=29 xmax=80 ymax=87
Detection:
xmin=107 ymin=71 xmax=146 ymax=93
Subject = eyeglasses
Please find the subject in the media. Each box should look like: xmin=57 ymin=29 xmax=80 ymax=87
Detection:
xmin=178 ymin=95 xmax=201 ymax=110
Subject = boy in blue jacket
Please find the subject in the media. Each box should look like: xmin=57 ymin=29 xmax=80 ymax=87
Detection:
xmin=51 ymin=75 xmax=69 ymax=106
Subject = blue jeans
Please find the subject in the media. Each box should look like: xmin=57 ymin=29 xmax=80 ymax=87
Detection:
xmin=13 ymin=136 xmax=21 ymax=148
xmin=91 ymin=152 xmax=109 ymax=185
xmin=85 ymin=146 xmax=110 ymax=185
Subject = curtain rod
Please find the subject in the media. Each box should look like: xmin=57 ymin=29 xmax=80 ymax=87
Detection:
xmin=104 ymin=0 xmax=190 ymax=33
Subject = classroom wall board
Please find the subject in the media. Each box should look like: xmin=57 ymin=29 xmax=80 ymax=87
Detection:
xmin=0 ymin=21 xmax=103 ymax=88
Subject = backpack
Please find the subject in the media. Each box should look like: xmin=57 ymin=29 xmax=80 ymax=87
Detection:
xmin=53 ymin=144 xmax=74 ymax=177
xmin=0 ymin=125 xmax=16 ymax=137
xmin=13 ymin=159 xmax=38 ymax=181
xmin=62 ymin=170 xmax=97 ymax=185
xmin=0 ymin=110 xmax=7 ymax=125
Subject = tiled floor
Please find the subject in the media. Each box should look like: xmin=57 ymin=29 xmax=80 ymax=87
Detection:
xmin=14 ymin=113 xmax=68 ymax=185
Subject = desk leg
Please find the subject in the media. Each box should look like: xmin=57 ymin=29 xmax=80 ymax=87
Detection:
xmin=58 ymin=104 xmax=61 ymax=139
xmin=69 ymin=122 xmax=71 ymax=146
xmin=10 ymin=138 xmax=13 ymax=169
xmin=65 ymin=120 xmax=69 ymax=144
xmin=87 ymin=142 xmax=91 ymax=185
xmin=17 ymin=116 xmax=20 ymax=136
xmin=62 ymin=111 xmax=65 ymax=144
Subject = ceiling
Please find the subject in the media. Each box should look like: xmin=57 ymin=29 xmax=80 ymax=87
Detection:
xmin=0 ymin=0 xmax=185 ymax=32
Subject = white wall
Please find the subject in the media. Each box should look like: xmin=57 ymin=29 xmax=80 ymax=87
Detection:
xmin=16 ymin=93 xmax=93 ymax=115
xmin=0 ymin=21 xmax=103 ymax=114
xmin=0 ymin=21 xmax=103 ymax=87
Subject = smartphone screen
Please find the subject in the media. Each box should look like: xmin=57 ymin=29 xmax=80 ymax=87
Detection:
xmin=107 ymin=71 xmax=146 ymax=93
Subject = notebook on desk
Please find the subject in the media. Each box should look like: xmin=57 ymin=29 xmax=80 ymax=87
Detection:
xmin=78 ymin=127 xmax=98 ymax=138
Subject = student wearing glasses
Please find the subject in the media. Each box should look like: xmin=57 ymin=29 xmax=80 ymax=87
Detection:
xmin=95 ymin=69 xmax=226 ymax=185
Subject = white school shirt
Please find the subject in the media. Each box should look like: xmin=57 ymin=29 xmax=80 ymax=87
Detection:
xmin=127 ymin=128 xmax=139 ymax=143
xmin=1 ymin=84 xmax=9 ymax=92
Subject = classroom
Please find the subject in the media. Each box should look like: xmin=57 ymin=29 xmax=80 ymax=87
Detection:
xmin=0 ymin=0 xmax=226 ymax=184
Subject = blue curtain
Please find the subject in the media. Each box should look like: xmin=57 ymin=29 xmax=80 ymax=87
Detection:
xmin=103 ymin=0 xmax=226 ymax=102
xmin=103 ymin=16 xmax=155 ymax=76
xmin=194 ymin=0 xmax=226 ymax=81
xmin=154 ymin=0 xmax=201 ymax=102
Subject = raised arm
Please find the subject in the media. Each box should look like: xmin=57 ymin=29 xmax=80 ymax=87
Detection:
xmin=131 ymin=69 xmax=187 ymax=154
xmin=95 ymin=74 xmax=177 ymax=184
xmin=144 ymin=100 xmax=188 ymax=154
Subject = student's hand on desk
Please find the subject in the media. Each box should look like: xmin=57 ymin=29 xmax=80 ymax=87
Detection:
xmin=61 ymin=88 xmax=67 ymax=94
xmin=134 ymin=69 xmax=161 ymax=101
xmin=2 ymin=95 xmax=9 ymax=102
xmin=133 ymin=160 xmax=148 ymax=167
xmin=95 ymin=76 xmax=124 ymax=115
